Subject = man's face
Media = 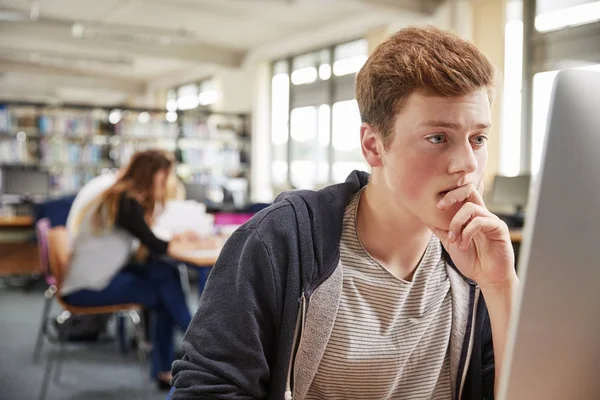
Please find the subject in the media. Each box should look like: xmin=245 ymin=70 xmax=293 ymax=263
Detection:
xmin=362 ymin=88 xmax=491 ymax=230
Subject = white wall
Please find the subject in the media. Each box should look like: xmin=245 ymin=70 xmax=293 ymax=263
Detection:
xmin=212 ymin=67 xmax=255 ymax=114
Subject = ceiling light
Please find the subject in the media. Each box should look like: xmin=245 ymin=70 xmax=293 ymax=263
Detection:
xmin=71 ymin=23 xmax=84 ymax=38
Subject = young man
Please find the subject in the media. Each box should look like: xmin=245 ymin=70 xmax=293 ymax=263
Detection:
xmin=172 ymin=26 xmax=518 ymax=400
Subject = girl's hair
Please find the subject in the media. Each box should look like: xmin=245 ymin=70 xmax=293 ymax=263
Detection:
xmin=87 ymin=149 xmax=173 ymax=232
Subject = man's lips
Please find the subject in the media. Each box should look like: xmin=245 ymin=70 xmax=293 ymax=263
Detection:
xmin=438 ymin=185 xmax=467 ymax=201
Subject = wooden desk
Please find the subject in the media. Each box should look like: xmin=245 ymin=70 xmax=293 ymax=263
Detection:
xmin=510 ymin=229 xmax=523 ymax=243
xmin=0 ymin=215 xmax=33 ymax=228
xmin=0 ymin=215 xmax=38 ymax=276
xmin=176 ymin=248 xmax=222 ymax=267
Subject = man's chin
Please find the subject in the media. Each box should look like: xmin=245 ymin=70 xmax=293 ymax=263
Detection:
xmin=423 ymin=212 xmax=453 ymax=233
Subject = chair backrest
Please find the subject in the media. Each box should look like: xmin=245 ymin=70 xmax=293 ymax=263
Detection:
xmin=47 ymin=226 xmax=71 ymax=290
xmin=35 ymin=217 xmax=52 ymax=282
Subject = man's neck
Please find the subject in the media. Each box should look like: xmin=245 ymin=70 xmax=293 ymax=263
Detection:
xmin=356 ymin=183 xmax=432 ymax=281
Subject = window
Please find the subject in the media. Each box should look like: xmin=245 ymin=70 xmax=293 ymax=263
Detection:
xmin=500 ymin=0 xmax=524 ymax=177
xmin=501 ymin=0 xmax=600 ymax=176
xmin=165 ymin=79 xmax=219 ymax=113
xmin=270 ymin=39 xmax=370 ymax=190
xmin=535 ymin=0 xmax=600 ymax=32
xmin=531 ymin=64 xmax=600 ymax=174
xmin=177 ymin=84 xmax=199 ymax=111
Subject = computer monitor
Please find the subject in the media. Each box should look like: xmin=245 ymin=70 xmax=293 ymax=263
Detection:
xmin=184 ymin=182 xmax=208 ymax=203
xmin=490 ymin=175 xmax=531 ymax=212
xmin=0 ymin=166 xmax=49 ymax=200
xmin=498 ymin=69 xmax=600 ymax=399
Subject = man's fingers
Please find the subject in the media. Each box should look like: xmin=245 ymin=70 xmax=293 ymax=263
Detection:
xmin=438 ymin=183 xmax=485 ymax=210
xmin=459 ymin=216 xmax=486 ymax=249
xmin=447 ymin=203 xmax=491 ymax=242
xmin=459 ymin=215 xmax=506 ymax=249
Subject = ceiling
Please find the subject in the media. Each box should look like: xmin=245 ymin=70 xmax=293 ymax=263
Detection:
xmin=0 ymin=0 xmax=445 ymax=106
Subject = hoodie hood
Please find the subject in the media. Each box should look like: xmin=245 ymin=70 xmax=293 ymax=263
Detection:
xmin=273 ymin=170 xmax=370 ymax=295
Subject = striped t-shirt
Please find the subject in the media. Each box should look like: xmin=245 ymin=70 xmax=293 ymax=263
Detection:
xmin=305 ymin=189 xmax=453 ymax=400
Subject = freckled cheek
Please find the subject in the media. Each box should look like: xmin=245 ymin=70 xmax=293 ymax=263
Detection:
xmin=393 ymin=158 xmax=439 ymax=202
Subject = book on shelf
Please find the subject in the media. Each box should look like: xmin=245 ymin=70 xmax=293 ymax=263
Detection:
xmin=1 ymin=103 xmax=252 ymax=200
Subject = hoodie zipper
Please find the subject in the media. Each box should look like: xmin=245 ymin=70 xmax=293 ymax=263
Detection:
xmin=284 ymin=292 xmax=307 ymax=400
xmin=458 ymin=285 xmax=481 ymax=400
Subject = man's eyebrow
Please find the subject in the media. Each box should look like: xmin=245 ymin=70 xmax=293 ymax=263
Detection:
xmin=419 ymin=120 xmax=492 ymax=130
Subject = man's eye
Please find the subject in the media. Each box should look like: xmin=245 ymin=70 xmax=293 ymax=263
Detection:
xmin=471 ymin=135 xmax=488 ymax=145
xmin=427 ymin=135 xmax=447 ymax=144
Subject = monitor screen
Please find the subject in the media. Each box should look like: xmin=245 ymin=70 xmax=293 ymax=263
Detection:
xmin=184 ymin=183 xmax=208 ymax=203
xmin=1 ymin=167 xmax=50 ymax=198
xmin=490 ymin=175 xmax=531 ymax=209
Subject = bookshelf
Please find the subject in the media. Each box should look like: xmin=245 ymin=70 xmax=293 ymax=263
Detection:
xmin=0 ymin=102 xmax=251 ymax=201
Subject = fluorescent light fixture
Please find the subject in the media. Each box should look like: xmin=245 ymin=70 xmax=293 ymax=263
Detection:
xmin=166 ymin=111 xmax=178 ymax=123
xmin=333 ymin=55 xmax=368 ymax=76
xmin=291 ymin=67 xmax=317 ymax=85
xmin=137 ymin=112 xmax=150 ymax=123
xmin=198 ymin=90 xmax=220 ymax=106
xmin=71 ymin=23 xmax=85 ymax=38
xmin=535 ymin=1 xmax=600 ymax=32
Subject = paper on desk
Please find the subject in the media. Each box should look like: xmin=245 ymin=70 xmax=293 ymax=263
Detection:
xmin=154 ymin=200 xmax=214 ymax=239
xmin=181 ymin=249 xmax=223 ymax=259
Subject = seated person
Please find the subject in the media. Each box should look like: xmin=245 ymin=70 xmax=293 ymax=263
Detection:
xmin=171 ymin=26 xmax=518 ymax=399
xmin=66 ymin=171 xmax=117 ymax=234
xmin=61 ymin=149 xmax=201 ymax=390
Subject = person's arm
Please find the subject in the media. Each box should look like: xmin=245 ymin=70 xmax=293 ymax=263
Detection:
xmin=116 ymin=194 xmax=169 ymax=255
xmin=171 ymin=228 xmax=279 ymax=399
xmin=481 ymin=277 xmax=518 ymax=396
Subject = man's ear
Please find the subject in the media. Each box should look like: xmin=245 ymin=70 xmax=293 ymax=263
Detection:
xmin=360 ymin=122 xmax=384 ymax=168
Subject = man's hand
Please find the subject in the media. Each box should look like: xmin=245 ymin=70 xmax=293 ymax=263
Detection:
xmin=429 ymin=182 xmax=519 ymax=396
xmin=429 ymin=183 xmax=516 ymax=290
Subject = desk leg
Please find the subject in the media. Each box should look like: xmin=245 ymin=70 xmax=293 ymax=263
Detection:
xmin=197 ymin=267 xmax=212 ymax=298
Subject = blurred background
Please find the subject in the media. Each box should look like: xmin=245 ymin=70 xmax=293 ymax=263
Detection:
xmin=0 ymin=0 xmax=598 ymax=399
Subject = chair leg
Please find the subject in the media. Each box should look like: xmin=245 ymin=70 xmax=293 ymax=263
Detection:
xmin=131 ymin=309 xmax=149 ymax=397
xmin=32 ymin=286 xmax=56 ymax=363
xmin=38 ymin=347 xmax=58 ymax=400
xmin=38 ymin=310 xmax=65 ymax=400
xmin=53 ymin=311 xmax=69 ymax=384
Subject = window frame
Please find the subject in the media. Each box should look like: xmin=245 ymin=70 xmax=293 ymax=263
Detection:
xmin=270 ymin=38 xmax=369 ymax=190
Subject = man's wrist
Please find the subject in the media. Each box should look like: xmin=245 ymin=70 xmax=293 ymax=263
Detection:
xmin=479 ymin=273 xmax=519 ymax=298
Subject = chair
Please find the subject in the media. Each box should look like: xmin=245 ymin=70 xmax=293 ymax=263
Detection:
xmin=31 ymin=218 xmax=57 ymax=363
xmin=38 ymin=226 xmax=148 ymax=400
